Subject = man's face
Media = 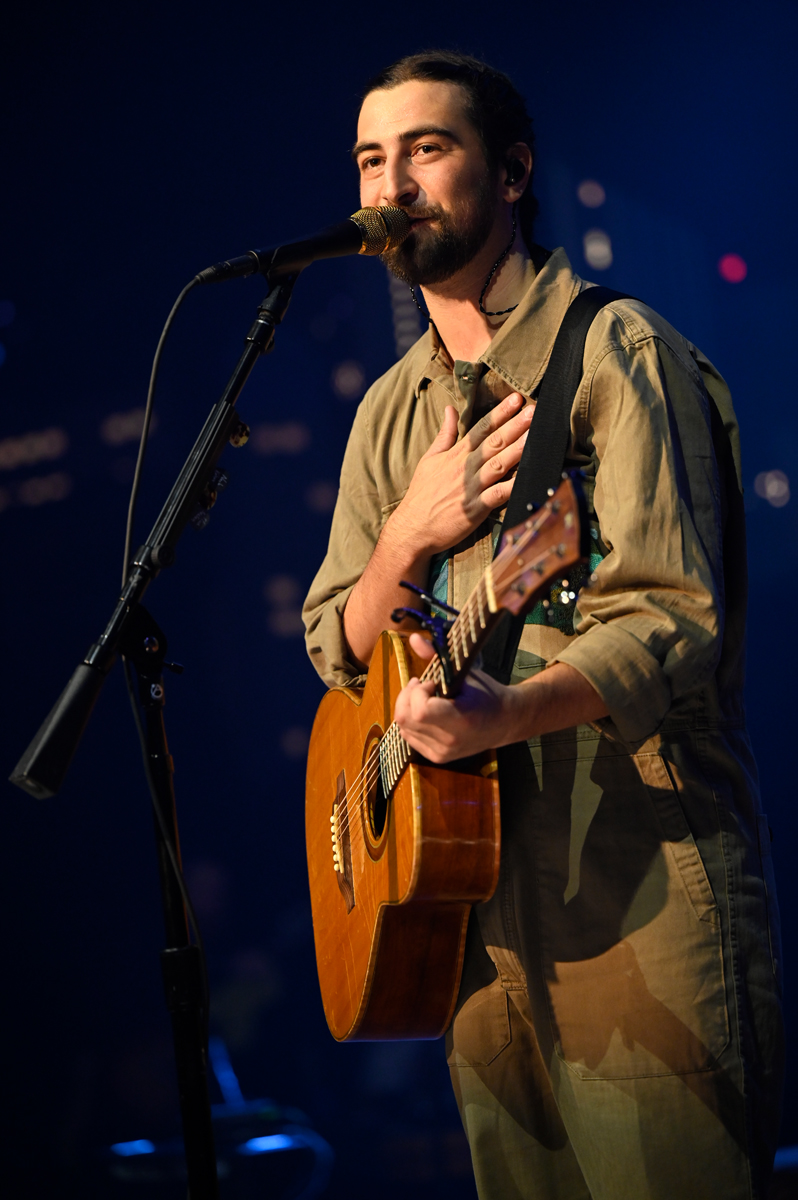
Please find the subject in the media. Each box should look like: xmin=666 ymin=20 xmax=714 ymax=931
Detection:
xmin=354 ymin=79 xmax=500 ymax=286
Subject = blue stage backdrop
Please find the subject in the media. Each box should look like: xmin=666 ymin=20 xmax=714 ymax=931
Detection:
xmin=2 ymin=3 xmax=795 ymax=1195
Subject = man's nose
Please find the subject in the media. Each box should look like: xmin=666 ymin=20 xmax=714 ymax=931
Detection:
xmin=380 ymin=156 xmax=419 ymax=209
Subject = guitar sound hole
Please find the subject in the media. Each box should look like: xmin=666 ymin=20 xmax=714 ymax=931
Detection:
xmin=365 ymin=743 xmax=388 ymax=842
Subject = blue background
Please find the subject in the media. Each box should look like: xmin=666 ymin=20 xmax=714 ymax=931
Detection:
xmin=2 ymin=1 xmax=796 ymax=1194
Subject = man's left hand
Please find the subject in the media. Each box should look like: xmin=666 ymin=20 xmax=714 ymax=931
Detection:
xmin=394 ymin=633 xmax=514 ymax=762
xmin=394 ymin=632 xmax=610 ymax=762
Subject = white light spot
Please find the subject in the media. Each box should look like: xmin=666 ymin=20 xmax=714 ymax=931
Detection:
xmin=250 ymin=422 xmax=310 ymax=456
xmin=577 ymin=180 xmax=606 ymax=208
xmin=583 ymin=229 xmax=613 ymax=270
xmin=331 ymin=360 xmax=366 ymax=401
xmin=305 ymin=480 xmax=338 ymax=513
xmin=754 ymin=469 xmax=790 ymax=508
xmin=0 ymin=427 xmax=69 ymax=471
xmin=280 ymin=727 xmax=309 ymax=759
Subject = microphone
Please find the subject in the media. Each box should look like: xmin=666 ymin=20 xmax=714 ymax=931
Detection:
xmin=197 ymin=206 xmax=412 ymax=285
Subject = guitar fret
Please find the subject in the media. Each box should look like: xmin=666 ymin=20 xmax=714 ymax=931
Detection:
xmin=467 ymin=594 xmax=477 ymax=645
xmin=477 ymin=582 xmax=486 ymax=629
xmin=450 ymin=622 xmax=462 ymax=672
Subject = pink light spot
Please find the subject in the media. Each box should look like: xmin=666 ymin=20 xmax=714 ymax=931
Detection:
xmin=718 ymin=253 xmax=747 ymax=283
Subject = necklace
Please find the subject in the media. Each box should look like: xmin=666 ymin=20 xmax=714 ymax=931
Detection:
xmin=478 ymin=203 xmax=519 ymax=316
xmin=407 ymin=202 xmax=521 ymax=321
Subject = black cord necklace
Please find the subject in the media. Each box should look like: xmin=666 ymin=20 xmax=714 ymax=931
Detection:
xmin=478 ymin=202 xmax=519 ymax=316
xmin=408 ymin=202 xmax=520 ymax=322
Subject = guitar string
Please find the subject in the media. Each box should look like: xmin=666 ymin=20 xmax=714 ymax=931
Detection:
xmin=328 ymin=524 xmax=542 ymax=854
xmin=328 ymin=574 xmax=501 ymax=858
xmin=328 ymin=510 xmax=557 ymax=857
xmin=326 ymin=501 xmax=563 ymax=860
xmin=329 ymin=583 xmax=486 ymax=856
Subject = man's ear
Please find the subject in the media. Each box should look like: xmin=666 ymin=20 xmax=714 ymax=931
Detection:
xmin=501 ymin=143 xmax=532 ymax=201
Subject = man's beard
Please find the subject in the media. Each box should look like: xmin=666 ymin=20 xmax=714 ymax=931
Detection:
xmin=381 ymin=172 xmax=496 ymax=287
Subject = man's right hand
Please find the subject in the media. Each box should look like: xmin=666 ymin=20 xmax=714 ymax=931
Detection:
xmin=342 ymin=392 xmax=534 ymax=669
xmin=387 ymin=393 xmax=534 ymax=556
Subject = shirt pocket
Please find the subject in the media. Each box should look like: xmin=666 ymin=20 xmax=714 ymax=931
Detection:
xmin=545 ymin=750 xmax=729 ymax=1080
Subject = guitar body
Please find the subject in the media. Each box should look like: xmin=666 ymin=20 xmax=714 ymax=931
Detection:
xmin=305 ymin=630 xmax=500 ymax=1041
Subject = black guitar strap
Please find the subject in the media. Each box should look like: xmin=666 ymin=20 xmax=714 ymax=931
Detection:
xmin=480 ymin=285 xmax=633 ymax=686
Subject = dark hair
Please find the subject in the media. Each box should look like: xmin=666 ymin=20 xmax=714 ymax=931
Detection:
xmin=361 ymin=50 xmax=539 ymax=247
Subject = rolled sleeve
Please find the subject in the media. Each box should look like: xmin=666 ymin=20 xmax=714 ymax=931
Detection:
xmin=549 ymin=318 xmax=725 ymax=742
xmin=302 ymin=398 xmax=381 ymax=688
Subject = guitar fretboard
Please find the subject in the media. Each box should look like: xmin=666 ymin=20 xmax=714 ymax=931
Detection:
xmin=378 ymin=571 xmax=499 ymax=796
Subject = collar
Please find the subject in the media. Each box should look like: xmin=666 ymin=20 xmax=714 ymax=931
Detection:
xmin=411 ymin=246 xmax=585 ymax=402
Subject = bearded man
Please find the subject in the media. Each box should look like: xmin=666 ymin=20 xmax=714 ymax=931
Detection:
xmin=302 ymin=51 xmax=784 ymax=1200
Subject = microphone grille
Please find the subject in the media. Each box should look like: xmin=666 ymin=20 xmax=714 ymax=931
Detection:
xmin=350 ymin=206 xmax=412 ymax=256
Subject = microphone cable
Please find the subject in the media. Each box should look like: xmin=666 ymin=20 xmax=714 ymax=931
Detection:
xmin=120 ymin=272 xmax=210 ymax=1046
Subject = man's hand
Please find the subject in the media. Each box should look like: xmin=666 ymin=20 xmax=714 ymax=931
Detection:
xmin=394 ymin=634 xmax=610 ymax=762
xmin=342 ymin=392 xmax=533 ymax=670
xmin=388 ymin=393 xmax=534 ymax=557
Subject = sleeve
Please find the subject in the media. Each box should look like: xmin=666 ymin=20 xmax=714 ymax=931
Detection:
xmin=302 ymin=395 xmax=383 ymax=689
xmin=549 ymin=329 xmax=726 ymax=743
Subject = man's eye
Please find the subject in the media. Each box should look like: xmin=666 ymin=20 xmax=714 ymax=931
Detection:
xmin=360 ymin=156 xmax=382 ymax=172
xmin=415 ymin=144 xmax=439 ymax=156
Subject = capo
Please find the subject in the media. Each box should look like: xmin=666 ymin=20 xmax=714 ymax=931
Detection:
xmin=391 ymin=580 xmax=460 ymax=694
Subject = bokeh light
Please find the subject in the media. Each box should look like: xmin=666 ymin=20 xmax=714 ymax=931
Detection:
xmin=331 ymin=360 xmax=366 ymax=401
xmin=577 ymin=180 xmax=606 ymax=208
xmin=583 ymin=229 xmax=613 ymax=270
xmin=16 ymin=471 xmax=72 ymax=506
xmin=100 ymin=408 xmax=157 ymax=446
xmin=718 ymin=253 xmax=748 ymax=283
xmin=388 ymin=271 xmax=422 ymax=358
xmin=305 ymin=480 xmax=338 ymax=513
xmin=250 ymin=422 xmax=310 ymax=455
xmin=263 ymin=574 xmax=304 ymax=637
xmin=0 ymin=427 xmax=68 ymax=470
xmin=754 ymin=469 xmax=790 ymax=507
xmin=280 ymin=727 xmax=310 ymax=760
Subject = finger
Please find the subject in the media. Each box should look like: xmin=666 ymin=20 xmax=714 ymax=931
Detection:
xmin=465 ymin=392 xmax=530 ymax=453
xmin=470 ymin=403 xmax=535 ymax=474
xmin=422 ymin=405 xmax=459 ymax=458
xmin=395 ymin=676 xmax=434 ymax=724
xmin=409 ymin=632 xmax=436 ymax=660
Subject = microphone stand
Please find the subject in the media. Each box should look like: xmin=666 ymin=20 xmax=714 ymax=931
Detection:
xmin=10 ymin=271 xmax=300 ymax=1199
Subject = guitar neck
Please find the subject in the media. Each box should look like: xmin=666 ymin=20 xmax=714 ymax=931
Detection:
xmin=379 ymin=569 xmax=501 ymax=797
xmin=418 ymin=570 xmax=501 ymax=698
xmin=379 ymin=475 xmax=587 ymax=795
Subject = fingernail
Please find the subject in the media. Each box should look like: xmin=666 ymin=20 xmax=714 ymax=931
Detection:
xmin=508 ymin=394 xmax=521 ymax=408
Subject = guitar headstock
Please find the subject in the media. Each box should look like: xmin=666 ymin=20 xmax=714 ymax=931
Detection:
xmin=491 ymin=476 xmax=590 ymax=617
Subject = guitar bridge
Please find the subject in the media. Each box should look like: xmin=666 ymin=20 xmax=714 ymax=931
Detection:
xmin=331 ymin=770 xmax=354 ymax=912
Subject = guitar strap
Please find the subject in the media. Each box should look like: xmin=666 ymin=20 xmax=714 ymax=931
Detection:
xmin=480 ymin=285 xmax=633 ymax=686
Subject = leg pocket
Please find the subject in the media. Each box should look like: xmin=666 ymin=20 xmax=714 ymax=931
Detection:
xmin=447 ymin=976 xmax=511 ymax=1067
xmin=545 ymin=751 xmax=730 ymax=1080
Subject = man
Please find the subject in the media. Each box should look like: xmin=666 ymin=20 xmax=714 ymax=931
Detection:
xmin=303 ymin=51 xmax=783 ymax=1199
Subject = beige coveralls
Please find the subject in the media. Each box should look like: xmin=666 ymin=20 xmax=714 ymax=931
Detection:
xmin=302 ymin=249 xmax=784 ymax=1199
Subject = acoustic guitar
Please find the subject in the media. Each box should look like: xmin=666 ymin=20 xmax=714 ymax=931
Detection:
xmin=305 ymin=476 xmax=587 ymax=1041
